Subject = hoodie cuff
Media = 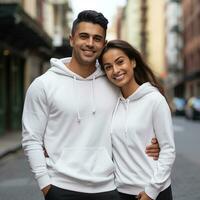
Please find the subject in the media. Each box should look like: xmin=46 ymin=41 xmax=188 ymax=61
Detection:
xmin=37 ymin=174 xmax=51 ymax=190
xmin=145 ymin=186 xmax=159 ymax=200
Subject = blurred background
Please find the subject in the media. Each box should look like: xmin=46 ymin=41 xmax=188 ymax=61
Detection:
xmin=0 ymin=0 xmax=200 ymax=199
xmin=0 ymin=0 xmax=200 ymax=135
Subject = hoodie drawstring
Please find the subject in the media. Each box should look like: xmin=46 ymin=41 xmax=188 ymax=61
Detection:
xmin=73 ymin=76 xmax=81 ymax=122
xmin=110 ymin=97 xmax=120 ymax=134
xmin=124 ymin=99 xmax=130 ymax=135
xmin=91 ymin=76 xmax=96 ymax=114
xmin=110 ymin=98 xmax=130 ymax=136
xmin=73 ymin=75 xmax=96 ymax=123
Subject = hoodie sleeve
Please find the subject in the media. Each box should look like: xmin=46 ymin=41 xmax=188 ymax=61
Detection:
xmin=145 ymin=96 xmax=176 ymax=200
xmin=22 ymin=78 xmax=51 ymax=190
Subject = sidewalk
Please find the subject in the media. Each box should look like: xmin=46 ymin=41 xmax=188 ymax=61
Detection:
xmin=0 ymin=132 xmax=22 ymax=159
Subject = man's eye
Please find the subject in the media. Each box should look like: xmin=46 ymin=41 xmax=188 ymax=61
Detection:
xmin=80 ymin=35 xmax=87 ymax=39
xmin=94 ymin=37 xmax=101 ymax=42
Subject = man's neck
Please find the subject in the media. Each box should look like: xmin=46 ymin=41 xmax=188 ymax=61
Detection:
xmin=67 ymin=58 xmax=96 ymax=78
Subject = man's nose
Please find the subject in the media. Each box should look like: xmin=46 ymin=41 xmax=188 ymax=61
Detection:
xmin=86 ymin=37 xmax=94 ymax=47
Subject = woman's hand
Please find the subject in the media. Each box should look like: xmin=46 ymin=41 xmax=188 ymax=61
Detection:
xmin=137 ymin=191 xmax=152 ymax=200
xmin=145 ymin=138 xmax=160 ymax=160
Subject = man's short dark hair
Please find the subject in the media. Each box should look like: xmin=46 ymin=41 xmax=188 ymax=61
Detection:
xmin=71 ymin=10 xmax=108 ymax=36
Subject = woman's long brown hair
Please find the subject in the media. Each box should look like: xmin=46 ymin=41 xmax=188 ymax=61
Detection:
xmin=99 ymin=39 xmax=165 ymax=97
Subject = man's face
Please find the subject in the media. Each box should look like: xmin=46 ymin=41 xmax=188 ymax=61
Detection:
xmin=70 ymin=22 xmax=106 ymax=66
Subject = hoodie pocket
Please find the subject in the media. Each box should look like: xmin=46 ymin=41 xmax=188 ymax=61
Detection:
xmin=54 ymin=147 xmax=114 ymax=183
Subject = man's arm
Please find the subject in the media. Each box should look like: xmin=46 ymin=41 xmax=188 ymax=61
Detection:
xmin=22 ymin=78 xmax=50 ymax=192
xmin=146 ymin=138 xmax=160 ymax=160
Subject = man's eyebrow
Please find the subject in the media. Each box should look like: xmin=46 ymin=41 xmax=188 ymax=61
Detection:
xmin=79 ymin=32 xmax=89 ymax=35
xmin=79 ymin=32 xmax=103 ymax=38
xmin=94 ymin=35 xmax=103 ymax=38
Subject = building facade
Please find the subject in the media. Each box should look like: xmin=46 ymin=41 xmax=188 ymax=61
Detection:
xmin=118 ymin=0 xmax=166 ymax=79
xmin=119 ymin=0 xmax=142 ymax=51
xmin=0 ymin=0 xmax=72 ymax=135
xmin=165 ymin=0 xmax=184 ymax=99
xmin=182 ymin=0 xmax=200 ymax=98
xmin=145 ymin=0 xmax=166 ymax=78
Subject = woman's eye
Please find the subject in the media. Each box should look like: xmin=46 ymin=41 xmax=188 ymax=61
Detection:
xmin=117 ymin=60 xmax=124 ymax=64
xmin=104 ymin=65 xmax=111 ymax=71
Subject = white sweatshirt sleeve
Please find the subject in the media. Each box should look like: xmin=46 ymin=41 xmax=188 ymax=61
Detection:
xmin=22 ymin=78 xmax=51 ymax=190
xmin=145 ymin=97 xmax=176 ymax=200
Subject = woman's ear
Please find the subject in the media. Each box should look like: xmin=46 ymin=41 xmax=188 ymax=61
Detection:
xmin=132 ymin=59 xmax=136 ymax=68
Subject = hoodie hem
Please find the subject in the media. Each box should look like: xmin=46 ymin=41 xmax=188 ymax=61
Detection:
xmin=117 ymin=185 xmax=142 ymax=196
xmin=145 ymin=179 xmax=171 ymax=200
xmin=117 ymin=179 xmax=171 ymax=199
xmin=51 ymin=178 xmax=116 ymax=193
xmin=37 ymin=174 xmax=51 ymax=190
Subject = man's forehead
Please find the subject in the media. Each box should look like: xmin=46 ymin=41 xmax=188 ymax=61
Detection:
xmin=75 ymin=22 xmax=106 ymax=36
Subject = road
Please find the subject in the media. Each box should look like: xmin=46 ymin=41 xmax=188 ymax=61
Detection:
xmin=172 ymin=117 xmax=200 ymax=200
xmin=0 ymin=116 xmax=200 ymax=200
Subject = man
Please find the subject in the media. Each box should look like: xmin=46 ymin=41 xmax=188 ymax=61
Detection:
xmin=22 ymin=10 xmax=159 ymax=200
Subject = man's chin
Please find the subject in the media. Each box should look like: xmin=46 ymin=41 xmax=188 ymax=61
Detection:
xmin=81 ymin=57 xmax=97 ymax=65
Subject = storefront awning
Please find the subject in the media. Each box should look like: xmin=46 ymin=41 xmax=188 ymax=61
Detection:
xmin=0 ymin=3 xmax=52 ymax=50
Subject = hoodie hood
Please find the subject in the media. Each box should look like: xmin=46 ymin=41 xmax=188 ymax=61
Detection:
xmin=49 ymin=57 xmax=105 ymax=80
xmin=48 ymin=57 xmax=105 ymax=122
xmin=111 ymin=82 xmax=159 ymax=134
xmin=119 ymin=82 xmax=158 ymax=102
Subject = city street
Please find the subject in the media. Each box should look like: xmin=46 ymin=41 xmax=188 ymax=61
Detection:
xmin=0 ymin=116 xmax=200 ymax=200
xmin=172 ymin=116 xmax=200 ymax=200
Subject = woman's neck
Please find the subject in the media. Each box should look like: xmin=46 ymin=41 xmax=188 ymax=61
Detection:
xmin=121 ymin=79 xmax=139 ymax=99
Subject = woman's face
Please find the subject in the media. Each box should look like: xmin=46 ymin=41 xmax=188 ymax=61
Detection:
xmin=102 ymin=48 xmax=136 ymax=88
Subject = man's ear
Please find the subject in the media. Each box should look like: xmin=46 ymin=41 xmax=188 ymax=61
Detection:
xmin=69 ymin=34 xmax=73 ymax=47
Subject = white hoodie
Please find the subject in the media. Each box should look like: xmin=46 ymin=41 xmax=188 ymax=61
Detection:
xmin=22 ymin=57 xmax=119 ymax=193
xmin=111 ymin=83 xmax=175 ymax=200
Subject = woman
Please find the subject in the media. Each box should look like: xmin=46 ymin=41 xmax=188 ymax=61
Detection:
xmin=98 ymin=40 xmax=175 ymax=200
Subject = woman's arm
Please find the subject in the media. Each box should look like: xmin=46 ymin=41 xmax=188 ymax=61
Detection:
xmin=145 ymin=96 xmax=176 ymax=200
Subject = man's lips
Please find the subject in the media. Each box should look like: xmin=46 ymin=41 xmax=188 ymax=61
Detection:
xmin=82 ymin=49 xmax=95 ymax=55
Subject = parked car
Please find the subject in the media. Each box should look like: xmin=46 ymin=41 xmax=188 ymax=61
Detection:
xmin=185 ymin=97 xmax=200 ymax=120
xmin=172 ymin=97 xmax=186 ymax=116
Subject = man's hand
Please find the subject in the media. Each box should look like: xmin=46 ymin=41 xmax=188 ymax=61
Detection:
xmin=41 ymin=185 xmax=51 ymax=196
xmin=137 ymin=191 xmax=152 ymax=200
xmin=145 ymin=138 xmax=160 ymax=160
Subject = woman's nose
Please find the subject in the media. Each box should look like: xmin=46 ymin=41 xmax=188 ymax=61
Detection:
xmin=113 ymin=65 xmax=120 ymax=74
